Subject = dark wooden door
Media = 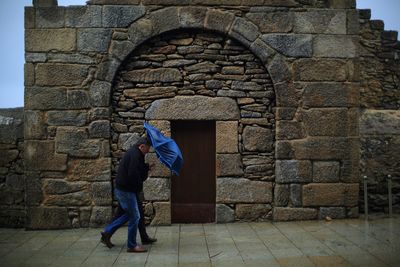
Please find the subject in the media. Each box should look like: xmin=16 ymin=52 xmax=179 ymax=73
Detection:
xmin=171 ymin=121 xmax=216 ymax=223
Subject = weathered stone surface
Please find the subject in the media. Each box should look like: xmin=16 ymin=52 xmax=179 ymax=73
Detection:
xmin=25 ymin=141 xmax=67 ymax=171
xmin=216 ymin=154 xmax=243 ymax=177
xmin=90 ymin=80 xmax=112 ymax=107
xmin=250 ymin=38 xmax=275 ymax=64
xmin=90 ymin=207 xmax=112 ymax=227
xmin=67 ymin=158 xmax=111 ymax=182
xmin=35 ymin=7 xmax=64 ymax=28
xmin=163 ymin=59 xmax=197 ymax=67
xmin=290 ymin=184 xmax=302 ymax=207
xmin=302 ymin=183 xmax=359 ymax=207
xmin=45 ymin=191 xmax=91 ymax=206
xmin=146 ymin=96 xmax=240 ymax=120
xmin=56 ymin=128 xmax=101 ymax=158
xmin=103 ymin=5 xmax=145 ymax=27
xmin=0 ymin=150 xmax=19 ymax=166
xmin=118 ymin=133 xmax=141 ymax=151
xmin=25 ymin=173 xmax=43 ymax=206
xmin=43 ymin=179 xmax=87 ymax=195
xmin=25 ymin=87 xmax=67 ymax=110
xmin=327 ymin=0 xmax=356 ymax=9
xmin=78 ymin=29 xmax=113 ymax=52
xmin=26 ymin=207 xmax=70 ymax=229
xmin=276 ymin=160 xmax=312 ymax=183
xmin=274 ymin=184 xmax=290 ymax=207
xmin=216 ymin=121 xmax=238 ymax=153
xmin=313 ymin=161 xmax=340 ymax=183
xmin=67 ymin=90 xmax=90 ymax=109
xmin=293 ymin=59 xmax=348 ymax=81
xmin=216 ymin=204 xmax=234 ymax=223
xmin=205 ymin=9 xmax=234 ymax=33
xmin=276 ymin=121 xmax=305 ymax=140
xmin=143 ymin=178 xmax=170 ymax=201
xmin=314 ymin=35 xmax=357 ymax=58
xmin=262 ymin=34 xmax=312 ymax=58
xmin=123 ymin=68 xmax=182 ymax=83
xmin=149 ymin=7 xmax=180 ymax=35
xmin=186 ymin=62 xmax=220 ymax=74
xmin=23 ymin=110 xmax=45 ymax=140
xmin=268 ymin=54 xmax=291 ymax=83
xmin=36 ymin=63 xmax=88 ymax=86
xmin=246 ymin=12 xmax=293 ymax=33
xmin=273 ymin=207 xmax=318 ymax=221
xmin=302 ymin=82 xmax=359 ymax=108
xmin=0 ymin=208 xmax=25 ymax=228
xmin=232 ymin=81 xmax=264 ymax=91
xmin=91 ymin=182 xmax=112 ymax=206
xmin=236 ymin=204 xmax=271 ymax=221
xmin=124 ymin=87 xmax=177 ymax=100
xmin=147 ymin=120 xmax=171 ymax=137
xmin=217 ymin=178 xmax=272 ymax=203
xmin=231 ymin=17 xmax=259 ymax=42
xmin=5 ymin=174 xmax=25 ymax=191
xmin=89 ymin=120 xmax=110 ymax=138
xmin=47 ymin=111 xmax=87 ymax=126
xmin=151 ymin=202 xmax=171 ymax=226
xmin=25 ymin=63 xmax=34 ymax=86
xmin=294 ymin=10 xmax=346 ymax=34
xmin=179 ymin=6 xmax=206 ymax=28
xmin=65 ymin=6 xmax=102 ymax=27
xmin=302 ymin=108 xmax=348 ymax=136
xmin=360 ymin=110 xmax=400 ymax=135
xmin=242 ymin=126 xmax=273 ymax=152
xmin=25 ymin=29 xmax=76 ymax=52
xmin=146 ymin=153 xmax=171 ymax=177
xmin=319 ymin=207 xmax=346 ymax=219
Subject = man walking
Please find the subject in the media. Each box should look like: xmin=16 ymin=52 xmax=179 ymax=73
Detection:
xmin=100 ymin=137 xmax=155 ymax=253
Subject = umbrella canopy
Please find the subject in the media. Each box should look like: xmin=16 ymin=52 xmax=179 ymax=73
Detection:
xmin=144 ymin=122 xmax=183 ymax=176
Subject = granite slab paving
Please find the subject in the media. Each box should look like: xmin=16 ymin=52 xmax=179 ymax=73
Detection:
xmin=0 ymin=215 xmax=399 ymax=267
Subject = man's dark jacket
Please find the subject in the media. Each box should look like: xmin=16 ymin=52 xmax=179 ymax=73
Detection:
xmin=115 ymin=146 xmax=149 ymax=193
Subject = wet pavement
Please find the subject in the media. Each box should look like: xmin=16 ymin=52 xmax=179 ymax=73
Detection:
xmin=1 ymin=215 xmax=399 ymax=267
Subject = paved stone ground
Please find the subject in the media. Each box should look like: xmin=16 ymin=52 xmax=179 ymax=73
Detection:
xmin=1 ymin=215 xmax=399 ymax=267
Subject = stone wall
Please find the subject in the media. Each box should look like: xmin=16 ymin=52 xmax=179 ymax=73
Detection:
xmin=359 ymin=9 xmax=400 ymax=213
xmin=0 ymin=108 xmax=25 ymax=227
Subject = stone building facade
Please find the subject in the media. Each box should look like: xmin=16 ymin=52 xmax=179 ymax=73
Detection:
xmin=0 ymin=0 xmax=398 ymax=228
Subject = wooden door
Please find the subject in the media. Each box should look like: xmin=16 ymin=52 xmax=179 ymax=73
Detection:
xmin=171 ymin=120 xmax=216 ymax=223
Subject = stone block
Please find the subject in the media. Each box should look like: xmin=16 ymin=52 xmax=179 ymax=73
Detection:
xmin=33 ymin=0 xmax=58 ymax=7
xmin=268 ymin=54 xmax=292 ymax=84
xmin=242 ymin=126 xmax=273 ymax=152
xmin=67 ymin=90 xmax=90 ymax=109
xmin=149 ymin=7 xmax=179 ymax=35
xmin=89 ymin=120 xmax=110 ymax=138
xmin=231 ymin=17 xmax=259 ymax=42
xmin=314 ymin=35 xmax=357 ymax=58
xmin=347 ymin=10 xmax=359 ymax=35
xmin=143 ymin=178 xmax=170 ymax=201
xmin=65 ymin=6 xmax=102 ymax=27
xmin=36 ymin=63 xmax=88 ymax=86
xmin=293 ymin=59 xmax=348 ymax=82
xmin=43 ymin=179 xmax=87 ymax=195
xmin=313 ymin=161 xmax=340 ymax=182
xmin=146 ymin=153 xmax=171 ymax=178
xmin=276 ymin=160 xmax=312 ymax=183
xmin=250 ymin=38 xmax=275 ymax=64
xmin=25 ymin=173 xmax=43 ymax=206
xmin=78 ymin=29 xmax=113 ymax=52
xmin=109 ymin=40 xmax=135 ymax=62
xmin=26 ymin=207 xmax=71 ymax=229
xmin=290 ymin=184 xmax=302 ymax=207
xmin=276 ymin=121 xmax=305 ymax=140
xmin=360 ymin=110 xmax=400 ymax=135
xmin=24 ymin=63 xmax=34 ymax=86
xmin=90 ymin=207 xmax=112 ymax=227
xmin=216 ymin=154 xmax=243 ymax=177
xmin=44 ymin=191 xmax=92 ymax=206
xmin=89 ymin=80 xmax=112 ymax=107
xmin=25 ymin=53 xmax=47 ymax=63
xmin=151 ymin=202 xmax=171 ymax=226
xmin=123 ymin=68 xmax=182 ymax=83
xmin=217 ymin=178 xmax=272 ymax=203
xmin=274 ymin=184 xmax=290 ymax=207
xmin=262 ymin=34 xmax=312 ymax=58
xmin=294 ymin=10 xmax=346 ymax=34
xmin=302 ymin=108 xmax=348 ymax=136
xmin=236 ymin=204 xmax=271 ymax=221
xmin=179 ymin=7 xmax=207 ymax=28
xmin=25 ymin=141 xmax=67 ymax=171
xmin=128 ymin=18 xmax=154 ymax=49
xmin=47 ymin=110 xmax=87 ymax=126
xmin=123 ymin=86 xmax=177 ymax=101
xmin=90 ymin=108 xmax=111 ymax=121
xmin=35 ymin=7 xmax=65 ymax=28
xmin=0 ymin=208 xmax=25 ymax=228
xmin=216 ymin=121 xmax=238 ymax=153
xmin=91 ymin=182 xmax=112 ymax=206
xmin=6 ymin=174 xmax=25 ymax=191
xmin=0 ymin=150 xmax=19 ymax=166
xmin=146 ymin=96 xmax=240 ymax=120
xmin=302 ymin=183 xmax=359 ymax=207
xmin=327 ymin=0 xmax=356 ymax=8
xmin=118 ymin=133 xmax=141 ymax=151
xmin=302 ymin=82 xmax=359 ymax=108
xmin=205 ymin=9 xmax=235 ymax=34
xmin=56 ymin=128 xmax=101 ymax=158
xmin=147 ymin=120 xmax=171 ymax=137
xmin=103 ymin=5 xmax=145 ymax=27
xmin=246 ymin=12 xmax=293 ymax=33
xmin=25 ymin=7 xmax=35 ymax=29
xmin=66 ymin=158 xmax=111 ymax=182
xmin=25 ymin=29 xmax=76 ymax=52
xmin=216 ymin=204 xmax=234 ymax=223
xmin=273 ymin=207 xmax=318 ymax=221
xmin=274 ymin=82 xmax=300 ymax=108
xmin=319 ymin=207 xmax=346 ymax=219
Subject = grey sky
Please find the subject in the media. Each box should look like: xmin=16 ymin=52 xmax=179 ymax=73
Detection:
xmin=0 ymin=0 xmax=399 ymax=108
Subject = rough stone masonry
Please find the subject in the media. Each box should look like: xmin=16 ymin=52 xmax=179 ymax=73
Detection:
xmin=0 ymin=0 xmax=398 ymax=229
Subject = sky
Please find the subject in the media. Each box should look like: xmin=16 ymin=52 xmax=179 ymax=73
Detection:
xmin=0 ymin=0 xmax=399 ymax=108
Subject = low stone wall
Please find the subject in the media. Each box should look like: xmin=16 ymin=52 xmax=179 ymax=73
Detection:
xmin=359 ymin=9 xmax=400 ymax=213
xmin=0 ymin=108 xmax=25 ymax=227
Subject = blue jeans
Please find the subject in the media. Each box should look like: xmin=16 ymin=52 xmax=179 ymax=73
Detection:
xmin=103 ymin=189 xmax=140 ymax=248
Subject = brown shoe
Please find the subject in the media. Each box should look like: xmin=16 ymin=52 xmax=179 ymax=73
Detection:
xmin=127 ymin=245 xmax=148 ymax=253
xmin=100 ymin=232 xmax=114 ymax=248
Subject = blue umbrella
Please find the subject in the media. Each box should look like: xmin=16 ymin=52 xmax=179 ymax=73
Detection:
xmin=144 ymin=122 xmax=183 ymax=176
